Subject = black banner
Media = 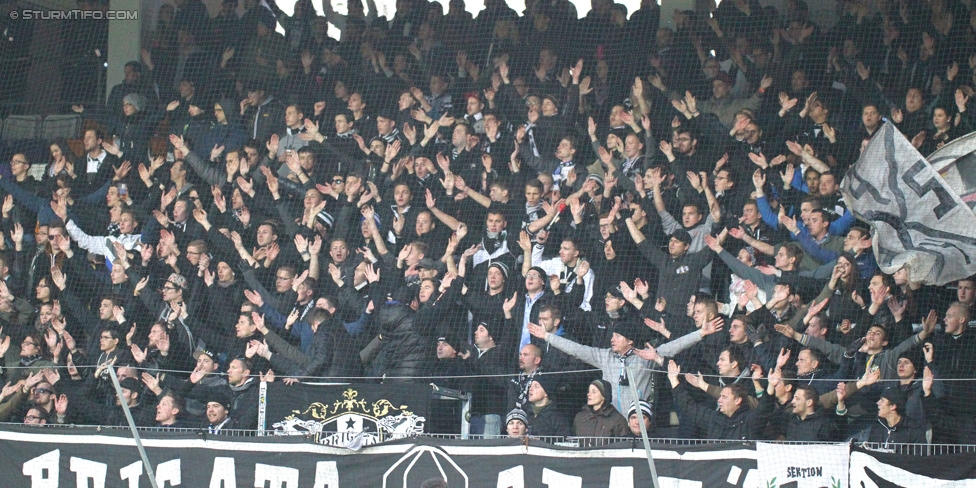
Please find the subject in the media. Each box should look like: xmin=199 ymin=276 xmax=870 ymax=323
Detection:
xmin=0 ymin=427 xmax=758 ymax=488
xmin=850 ymin=446 xmax=976 ymax=486
xmin=260 ymin=382 xmax=431 ymax=447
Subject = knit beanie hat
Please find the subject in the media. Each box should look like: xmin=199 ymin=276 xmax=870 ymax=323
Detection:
xmin=123 ymin=93 xmax=146 ymax=112
xmin=590 ymin=378 xmax=613 ymax=405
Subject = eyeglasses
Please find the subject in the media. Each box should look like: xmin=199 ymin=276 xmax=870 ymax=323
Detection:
xmin=22 ymin=341 xmax=37 ymax=347
xmin=11 ymin=159 xmax=28 ymax=165
xmin=332 ymin=179 xmax=345 ymax=184
xmin=161 ymin=285 xmax=179 ymax=291
xmin=525 ymin=273 xmax=543 ymax=280
xmin=188 ymin=196 xmax=200 ymax=201
xmin=33 ymin=388 xmax=52 ymax=395
xmin=100 ymin=335 xmax=115 ymax=341
xmin=24 ymin=415 xmax=40 ymax=422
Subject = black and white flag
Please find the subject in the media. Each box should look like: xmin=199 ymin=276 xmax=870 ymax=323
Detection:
xmin=840 ymin=123 xmax=976 ymax=286
xmin=927 ymin=130 xmax=976 ymax=208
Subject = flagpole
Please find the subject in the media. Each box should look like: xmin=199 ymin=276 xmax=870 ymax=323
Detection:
xmin=109 ymin=367 xmax=159 ymax=488
xmin=626 ymin=366 xmax=660 ymax=488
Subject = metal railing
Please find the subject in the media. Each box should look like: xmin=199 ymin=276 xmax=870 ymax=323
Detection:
xmin=859 ymin=442 xmax=976 ymax=456
xmin=6 ymin=422 xmax=976 ymax=456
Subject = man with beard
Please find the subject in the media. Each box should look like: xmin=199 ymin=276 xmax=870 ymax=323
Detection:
xmin=203 ymin=390 xmax=234 ymax=434
xmin=190 ymin=357 xmax=260 ymax=430
xmin=74 ymin=129 xmax=120 ymax=196
xmin=507 ymin=344 xmax=543 ymax=412
xmin=784 ymin=384 xmax=842 ymax=441
xmin=164 ymin=349 xmax=227 ymax=420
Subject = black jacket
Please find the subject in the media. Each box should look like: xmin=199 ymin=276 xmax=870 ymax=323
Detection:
xmin=462 ymin=344 xmax=512 ymax=417
xmin=637 ymin=241 xmax=714 ymax=318
xmin=674 ymin=383 xmax=774 ymax=440
xmin=527 ymin=401 xmax=572 ymax=437
xmin=365 ymin=304 xmax=434 ymax=378
xmin=931 ymin=329 xmax=976 ymax=418
xmin=185 ymin=377 xmax=259 ymax=430
xmin=264 ymin=325 xmax=334 ymax=378
xmin=867 ymin=416 xmax=927 ymax=445
xmin=230 ymin=378 xmax=260 ymax=430
xmin=785 ymin=408 xmax=843 ymax=442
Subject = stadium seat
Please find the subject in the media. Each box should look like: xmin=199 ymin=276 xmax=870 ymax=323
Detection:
xmin=0 ymin=115 xmax=41 ymax=142
xmin=41 ymin=114 xmax=83 ymax=140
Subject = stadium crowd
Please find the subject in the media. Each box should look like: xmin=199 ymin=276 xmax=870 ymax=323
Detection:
xmin=0 ymin=0 xmax=976 ymax=446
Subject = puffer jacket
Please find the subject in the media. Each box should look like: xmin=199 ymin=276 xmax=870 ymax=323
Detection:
xmin=367 ymin=304 xmax=434 ymax=378
xmin=573 ymin=404 xmax=630 ymax=442
xmin=528 ymin=401 xmax=572 ymax=437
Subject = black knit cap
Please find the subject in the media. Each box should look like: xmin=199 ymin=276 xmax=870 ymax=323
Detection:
xmin=613 ymin=321 xmax=645 ymax=346
xmin=532 ymin=374 xmax=559 ymax=397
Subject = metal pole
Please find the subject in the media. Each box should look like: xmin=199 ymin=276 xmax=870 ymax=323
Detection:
xmin=626 ymin=366 xmax=660 ymax=488
xmin=108 ymin=367 xmax=159 ymax=488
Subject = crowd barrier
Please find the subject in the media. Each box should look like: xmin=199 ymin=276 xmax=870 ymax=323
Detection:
xmin=3 ymin=423 xmax=976 ymax=487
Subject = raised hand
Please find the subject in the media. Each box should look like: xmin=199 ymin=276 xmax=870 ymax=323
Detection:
xmin=243 ymin=289 xmax=265 ymax=307
xmin=667 ymin=360 xmax=681 ymax=386
xmin=141 ymin=372 xmax=162 ymax=394
xmin=890 ymin=107 xmax=904 ymax=124
xmin=245 ymin=339 xmax=260 ymax=359
xmin=644 ymin=317 xmax=668 ymax=335
xmin=576 ymin=259 xmax=590 ymax=277
xmin=922 ymin=309 xmax=938 ymax=337
xmin=776 ymin=348 xmax=791 ymax=369
xmin=364 ymin=263 xmax=381 ymax=283
xmin=861 ymin=367 xmax=881 ymax=386
xmin=633 ymin=343 xmax=661 ymax=363
xmin=780 ymin=163 xmax=795 ymax=186
xmin=801 ymin=91 xmax=818 ymax=118
xmin=266 ymin=133 xmax=280 ymax=156
xmin=750 ymin=363 xmax=765 ymax=381
xmin=887 ymin=295 xmax=907 ymax=319
xmin=527 ymin=322 xmax=546 ymax=339
xmin=923 ymin=342 xmax=934 ymax=364
xmin=130 ymin=343 xmax=147 ymax=363
xmin=54 ymin=394 xmax=69 ymax=416
xmin=518 ymin=230 xmax=532 ymax=253
xmin=702 ymin=316 xmax=724 ymax=335
xmin=806 ymin=297 xmax=829 ymax=317
xmin=781 ymin=76 xmax=804 ymax=107
xmin=704 ymin=234 xmax=723 ymax=253
xmin=502 ymin=292 xmax=518 ymax=313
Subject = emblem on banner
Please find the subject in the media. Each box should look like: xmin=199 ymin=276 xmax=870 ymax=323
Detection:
xmin=271 ymin=388 xmax=426 ymax=447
